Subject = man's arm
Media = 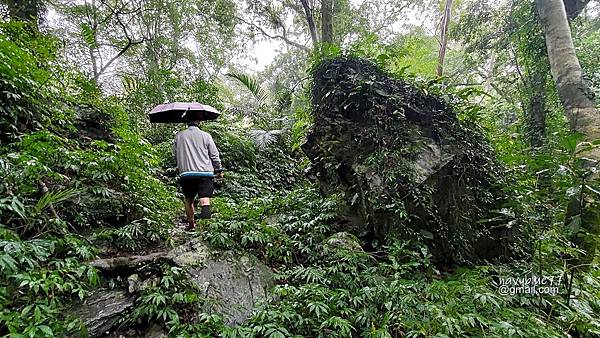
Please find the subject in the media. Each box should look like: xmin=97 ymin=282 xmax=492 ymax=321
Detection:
xmin=207 ymin=134 xmax=222 ymax=171
xmin=172 ymin=137 xmax=177 ymax=163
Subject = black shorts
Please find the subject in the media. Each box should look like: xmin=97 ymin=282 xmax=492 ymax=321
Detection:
xmin=179 ymin=176 xmax=214 ymax=200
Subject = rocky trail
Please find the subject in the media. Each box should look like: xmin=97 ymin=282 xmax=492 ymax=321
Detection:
xmin=76 ymin=225 xmax=273 ymax=337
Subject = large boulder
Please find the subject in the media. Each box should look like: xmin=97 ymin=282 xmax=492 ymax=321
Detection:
xmin=302 ymin=57 xmax=515 ymax=265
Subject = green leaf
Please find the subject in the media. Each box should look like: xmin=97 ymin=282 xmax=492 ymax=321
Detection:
xmin=419 ymin=229 xmax=434 ymax=239
xmin=80 ymin=23 xmax=97 ymax=49
xmin=38 ymin=325 xmax=53 ymax=337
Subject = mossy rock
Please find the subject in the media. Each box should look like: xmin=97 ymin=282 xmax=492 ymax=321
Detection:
xmin=303 ymin=57 xmax=519 ymax=265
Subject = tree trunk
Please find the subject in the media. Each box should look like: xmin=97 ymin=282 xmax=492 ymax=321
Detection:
xmin=536 ymin=0 xmax=600 ymax=162
xmin=300 ymin=0 xmax=319 ymax=47
xmin=525 ymin=0 xmax=586 ymax=149
xmin=321 ymin=0 xmax=334 ymax=44
xmin=436 ymin=0 xmax=453 ymax=77
xmin=523 ymin=25 xmax=551 ymax=150
xmin=526 ymin=73 xmax=548 ymax=149
xmin=536 ymin=0 xmax=600 ymax=264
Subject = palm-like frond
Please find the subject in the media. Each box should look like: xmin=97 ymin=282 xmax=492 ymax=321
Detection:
xmin=121 ymin=75 xmax=140 ymax=93
xmin=275 ymin=90 xmax=293 ymax=113
xmin=33 ymin=188 xmax=79 ymax=216
xmin=250 ymin=129 xmax=285 ymax=149
xmin=226 ymin=71 xmax=271 ymax=108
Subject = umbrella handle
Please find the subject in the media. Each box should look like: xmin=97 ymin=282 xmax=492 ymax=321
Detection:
xmin=181 ymin=107 xmax=190 ymax=119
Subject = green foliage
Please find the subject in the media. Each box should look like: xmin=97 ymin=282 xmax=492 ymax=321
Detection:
xmin=347 ymin=32 xmax=439 ymax=77
xmin=226 ymin=70 xmax=300 ymax=150
xmin=2 ymin=2 xmax=600 ymax=337
xmin=226 ymin=71 xmax=271 ymax=110
xmin=174 ymin=119 xmax=308 ymax=201
xmin=200 ymin=187 xmax=338 ymax=266
xmin=79 ymin=22 xmax=97 ymax=49
xmin=247 ymin=266 xmax=571 ymax=337
xmin=0 ymin=22 xmax=183 ymax=336
xmin=0 ymin=227 xmax=99 ymax=336
xmin=123 ymin=265 xmax=227 ymax=336
xmin=2 ymin=124 xmax=178 ymax=240
xmin=574 ymin=10 xmax=600 ymax=103
xmin=0 ymin=22 xmax=59 ymax=140
xmin=180 ymin=183 xmax=600 ymax=337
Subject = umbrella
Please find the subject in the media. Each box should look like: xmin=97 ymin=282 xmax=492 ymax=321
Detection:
xmin=148 ymin=102 xmax=220 ymax=123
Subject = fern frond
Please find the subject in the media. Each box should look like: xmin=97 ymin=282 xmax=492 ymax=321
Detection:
xmin=80 ymin=23 xmax=97 ymax=49
xmin=226 ymin=71 xmax=270 ymax=108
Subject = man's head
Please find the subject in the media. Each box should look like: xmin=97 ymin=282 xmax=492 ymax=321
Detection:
xmin=187 ymin=120 xmax=201 ymax=127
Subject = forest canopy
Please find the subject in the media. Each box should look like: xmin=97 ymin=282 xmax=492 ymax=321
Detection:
xmin=1 ymin=0 xmax=600 ymax=337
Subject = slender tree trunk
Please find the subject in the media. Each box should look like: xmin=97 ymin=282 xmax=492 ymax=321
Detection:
xmin=536 ymin=0 xmax=600 ymax=264
xmin=321 ymin=0 xmax=334 ymax=44
xmin=89 ymin=47 xmax=99 ymax=81
xmin=300 ymin=0 xmax=319 ymax=47
xmin=523 ymin=26 xmax=551 ymax=150
xmin=536 ymin=0 xmax=600 ymax=160
xmin=526 ymin=73 xmax=548 ymax=149
xmin=525 ymin=0 xmax=586 ymax=150
xmin=437 ymin=0 xmax=453 ymax=77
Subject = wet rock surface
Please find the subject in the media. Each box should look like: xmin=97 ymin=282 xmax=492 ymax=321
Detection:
xmin=170 ymin=238 xmax=273 ymax=325
xmin=74 ymin=289 xmax=134 ymax=337
xmin=188 ymin=252 xmax=273 ymax=325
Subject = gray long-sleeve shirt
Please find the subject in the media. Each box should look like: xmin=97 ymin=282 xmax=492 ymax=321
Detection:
xmin=173 ymin=126 xmax=221 ymax=174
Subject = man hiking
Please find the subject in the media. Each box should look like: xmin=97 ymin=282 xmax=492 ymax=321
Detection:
xmin=173 ymin=119 xmax=222 ymax=230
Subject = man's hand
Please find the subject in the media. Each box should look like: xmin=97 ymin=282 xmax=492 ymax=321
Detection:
xmin=214 ymin=171 xmax=224 ymax=188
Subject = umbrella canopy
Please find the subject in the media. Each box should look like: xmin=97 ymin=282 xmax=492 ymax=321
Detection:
xmin=148 ymin=102 xmax=220 ymax=123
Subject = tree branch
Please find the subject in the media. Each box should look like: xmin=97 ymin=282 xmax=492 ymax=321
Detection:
xmin=94 ymin=0 xmax=147 ymax=80
xmin=236 ymin=15 xmax=310 ymax=52
xmin=96 ymin=39 xmax=144 ymax=80
xmin=300 ymin=0 xmax=318 ymax=46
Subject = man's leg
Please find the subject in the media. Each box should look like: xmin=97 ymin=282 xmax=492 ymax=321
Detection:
xmin=180 ymin=176 xmax=197 ymax=229
xmin=184 ymin=197 xmax=196 ymax=228
xmin=199 ymin=197 xmax=211 ymax=219
xmin=198 ymin=177 xmax=214 ymax=219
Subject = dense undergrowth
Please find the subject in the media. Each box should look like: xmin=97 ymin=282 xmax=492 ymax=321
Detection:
xmin=195 ymin=187 xmax=600 ymax=337
xmin=1 ymin=21 xmax=600 ymax=338
xmin=0 ymin=23 xmax=180 ymax=335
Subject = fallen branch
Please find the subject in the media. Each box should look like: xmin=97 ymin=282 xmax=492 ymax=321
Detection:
xmin=90 ymin=251 xmax=171 ymax=272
